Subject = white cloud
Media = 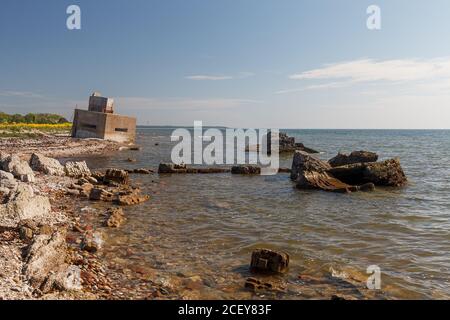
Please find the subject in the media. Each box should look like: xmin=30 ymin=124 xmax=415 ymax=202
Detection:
xmin=0 ymin=90 xmax=45 ymax=98
xmin=185 ymin=75 xmax=233 ymax=81
xmin=185 ymin=72 xmax=254 ymax=81
xmin=115 ymin=97 xmax=262 ymax=111
xmin=279 ymin=57 xmax=450 ymax=94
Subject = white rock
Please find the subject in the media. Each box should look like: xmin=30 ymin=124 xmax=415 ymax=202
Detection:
xmin=0 ymin=170 xmax=14 ymax=181
xmin=64 ymin=161 xmax=91 ymax=178
xmin=0 ymin=183 xmax=51 ymax=227
xmin=30 ymin=153 xmax=65 ymax=176
xmin=2 ymin=155 xmax=35 ymax=182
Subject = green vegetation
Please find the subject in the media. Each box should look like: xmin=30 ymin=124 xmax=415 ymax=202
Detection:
xmin=0 ymin=112 xmax=69 ymax=124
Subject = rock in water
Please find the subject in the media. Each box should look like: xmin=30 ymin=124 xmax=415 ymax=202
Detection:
xmin=328 ymin=151 xmax=379 ymax=167
xmin=116 ymin=193 xmax=150 ymax=206
xmin=250 ymin=248 xmax=289 ymax=274
xmin=0 ymin=183 xmax=51 ymax=227
xmin=1 ymin=154 xmax=35 ymax=182
xmin=30 ymin=153 xmax=65 ymax=176
xmin=327 ymin=158 xmax=407 ymax=187
xmin=64 ymin=161 xmax=91 ymax=178
xmin=158 ymin=163 xmax=187 ymax=173
xmin=23 ymin=231 xmax=68 ymax=293
xmin=231 ymin=165 xmax=261 ymax=175
xmin=104 ymin=207 xmax=125 ymax=228
xmin=89 ymin=188 xmax=113 ymax=201
xmin=290 ymin=151 xmax=331 ymax=181
xmin=104 ymin=169 xmax=129 ymax=184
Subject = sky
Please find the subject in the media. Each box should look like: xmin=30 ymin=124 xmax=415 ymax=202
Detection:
xmin=1 ymin=0 xmax=450 ymax=128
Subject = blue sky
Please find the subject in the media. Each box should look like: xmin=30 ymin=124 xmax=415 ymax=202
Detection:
xmin=1 ymin=0 xmax=450 ymax=128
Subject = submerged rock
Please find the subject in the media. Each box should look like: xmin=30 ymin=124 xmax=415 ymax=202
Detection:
xmin=328 ymin=151 xmax=379 ymax=167
xmin=64 ymin=161 xmax=91 ymax=178
xmin=104 ymin=207 xmax=125 ymax=228
xmin=89 ymin=188 xmax=114 ymax=201
xmin=115 ymin=192 xmax=150 ymax=206
xmin=250 ymin=248 xmax=290 ymax=274
xmin=104 ymin=169 xmax=129 ymax=185
xmin=158 ymin=163 xmax=187 ymax=173
xmin=296 ymin=171 xmax=375 ymax=193
xmin=231 ymin=165 xmax=261 ymax=175
xmin=30 ymin=153 xmax=65 ymax=176
xmin=327 ymin=158 xmax=407 ymax=187
xmin=290 ymin=151 xmax=331 ymax=181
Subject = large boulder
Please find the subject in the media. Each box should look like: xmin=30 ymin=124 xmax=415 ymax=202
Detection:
xmin=23 ymin=231 xmax=70 ymax=293
xmin=30 ymin=153 xmax=65 ymax=176
xmin=290 ymin=151 xmax=331 ymax=181
xmin=1 ymin=154 xmax=35 ymax=182
xmin=64 ymin=161 xmax=91 ymax=178
xmin=0 ymin=183 xmax=51 ymax=227
xmin=327 ymin=158 xmax=407 ymax=187
xmin=328 ymin=151 xmax=379 ymax=167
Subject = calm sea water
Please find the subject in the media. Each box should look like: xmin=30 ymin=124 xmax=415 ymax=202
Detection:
xmin=78 ymin=128 xmax=450 ymax=299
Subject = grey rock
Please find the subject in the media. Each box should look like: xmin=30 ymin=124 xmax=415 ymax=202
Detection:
xmin=64 ymin=161 xmax=91 ymax=178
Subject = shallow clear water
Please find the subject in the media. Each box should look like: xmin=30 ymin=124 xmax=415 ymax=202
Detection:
xmin=80 ymin=128 xmax=450 ymax=299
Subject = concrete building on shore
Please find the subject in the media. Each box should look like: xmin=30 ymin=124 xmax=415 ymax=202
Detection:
xmin=71 ymin=92 xmax=136 ymax=143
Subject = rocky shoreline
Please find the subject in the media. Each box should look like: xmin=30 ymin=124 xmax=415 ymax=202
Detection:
xmin=0 ymin=133 xmax=408 ymax=300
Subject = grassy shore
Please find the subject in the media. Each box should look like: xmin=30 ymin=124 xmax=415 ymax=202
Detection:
xmin=0 ymin=123 xmax=72 ymax=138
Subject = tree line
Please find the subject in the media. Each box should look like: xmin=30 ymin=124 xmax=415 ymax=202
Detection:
xmin=0 ymin=112 xmax=69 ymax=124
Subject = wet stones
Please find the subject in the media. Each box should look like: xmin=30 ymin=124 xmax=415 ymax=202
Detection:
xmin=104 ymin=169 xmax=129 ymax=185
xmin=29 ymin=153 xmax=65 ymax=176
xmin=89 ymin=188 xmax=114 ymax=202
xmin=115 ymin=193 xmax=150 ymax=206
xmin=250 ymin=248 xmax=289 ymax=274
xmin=81 ymin=232 xmax=103 ymax=253
xmin=231 ymin=165 xmax=261 ymax=175
xmin=328 ymin=151 xmax=379 ymax=167
xmin=104 ymin=207 xmax=125 ymax=228
xmin=131 ymin=168 xmax=153 ymax=174
xmin=64 ymin=161 xmax=91 ymax=178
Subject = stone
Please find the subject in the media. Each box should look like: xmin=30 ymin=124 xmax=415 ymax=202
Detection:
xmin=81 ymin=232 xmax=102 ymax=253
xmin=116 ymin=193 xmax=150 ymax=206
xmin=296 ymin=171 xmax=355 ymax=193
xmin=290 ymin=151 xmax=331 ymax=181
xmin=327 ymin=158 xmax=407 ymax=187
xmin=0 ymin=170 xmax=14 ymax=181
xmin=231 ymin=165 xmax=261 ymax=175
xmin=104 ymin=168 xmax=129 ymax=184
xmin=86 ymin=176 xmax=98 ymax=184
xmin=89 ymin=188 xmax=113 ymax=201
xmin=0 ymin=183 xmax=51 ymax=227
xmin=19 ymin=226 xmax=34 ymax=242
xmin=127 ymin=158 xmax=137 ymax=162
xmin=80 ymin=183 xmax=94 ymax=197
xmin=64 ymin=161 xmax=91 ymax=178
xmin=104 ymin=207 xmax=125 ymax=228
xmin=1 ymin=154 xmax=35 ymax=182
xmin=158 ymin=163 xmax=187 ymax=173
xmin=244 ymin=277 xmax=280 ymax=292
xmin=267 ymin=132 xmax=319 ymax=154
xmin=250 ymin=248 xmax=289 ymax=274
xmin=328 ymin=151 xmax=379 ymax=167
xmin=23 ymin=231 xmax=68 ymax=293
xmin=133 ymin=168 xmax=153 ymax=174
xmin=29 ymin=153 xmax=65 ymax=176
